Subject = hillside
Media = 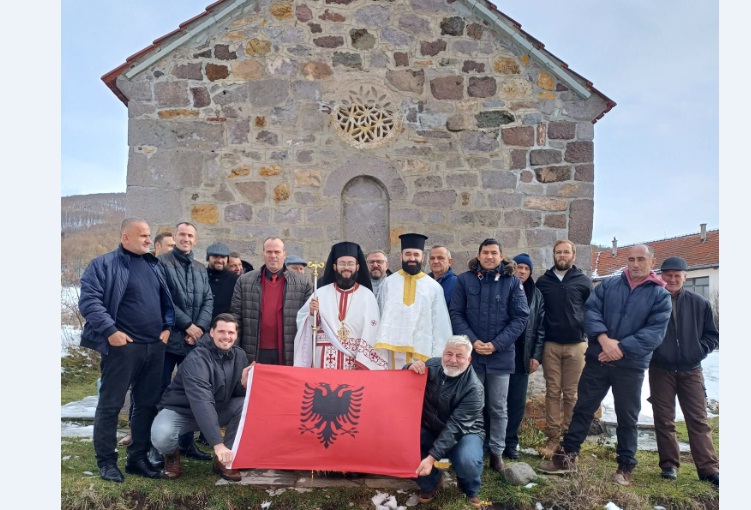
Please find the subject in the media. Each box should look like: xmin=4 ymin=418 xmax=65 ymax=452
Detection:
xmin=61 ymin=193 xmax=126 ymax=284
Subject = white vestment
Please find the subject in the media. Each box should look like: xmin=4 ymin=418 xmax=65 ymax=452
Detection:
xmin=374 ymin=270 xmax=452 ymax=369
xmin=294 ymin=283 xmax=388 ymax=370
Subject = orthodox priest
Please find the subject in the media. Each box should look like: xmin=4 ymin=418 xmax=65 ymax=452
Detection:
xmin=375 ymin=233 xmax=453 ymax=369
xmin=294 ymin=241 xmax=388 ymax=370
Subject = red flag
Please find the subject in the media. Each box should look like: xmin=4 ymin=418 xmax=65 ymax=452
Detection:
xmin=231 ymin=364 xmax=426 ymax=477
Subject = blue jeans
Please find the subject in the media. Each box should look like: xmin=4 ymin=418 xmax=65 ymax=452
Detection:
xmin=151 ymin=398 xmax=245 ymax=455
xmin=475 ymin=370 xmax=510 ymax=456
xmin=562 ymin=359 xmax=644 ymax=466
xmin=415 ymin=428 xmax=484 ymax=498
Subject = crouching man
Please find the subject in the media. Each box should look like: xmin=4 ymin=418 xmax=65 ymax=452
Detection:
xmin=407 ymin=335 xmax=485 ymax=509
xmin=151 ymin=313 xmax=251 ymax=481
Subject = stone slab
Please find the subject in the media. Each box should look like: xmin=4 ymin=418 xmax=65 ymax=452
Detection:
xmin=216 ymin=469 xmax=418 ymax=489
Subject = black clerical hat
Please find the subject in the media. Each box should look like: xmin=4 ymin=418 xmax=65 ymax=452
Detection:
xmin=320 ymin=241 xmax=372 ymax=291
xmin=399 ymin=233 xmax=428 ymax=252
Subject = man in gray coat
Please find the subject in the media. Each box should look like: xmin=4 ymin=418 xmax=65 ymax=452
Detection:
xmin=231 ymin=237 xmax=313 ymax=365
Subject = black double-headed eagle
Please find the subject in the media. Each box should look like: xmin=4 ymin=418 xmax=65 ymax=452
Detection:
xmin=300 ymin=382 xmax=364 ymax=448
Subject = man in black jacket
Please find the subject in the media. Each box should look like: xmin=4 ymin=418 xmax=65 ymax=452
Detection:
xmin=151 ymin=314 xmax=251 ymax=482
xmin=407 ymin=335 xmax=485 ymax=509
xmin=535 ymin=239 xmax=593 ymax=457
xmin=649 ymin=257 xmax=719 ymax=486
xmin=206 ymin=242 xmax=239 ymax=319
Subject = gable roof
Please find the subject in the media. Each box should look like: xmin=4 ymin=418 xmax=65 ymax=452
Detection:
xmin=101 ymin=0 xmax=615 ymax=121
xmin=591 ymin=229 xmax=719 ymax=280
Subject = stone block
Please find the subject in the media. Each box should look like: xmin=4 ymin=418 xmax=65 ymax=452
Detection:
xmin=547 ymin=182 xmax=593 ymax=199
xmin=537 ymin=71 xmax=555 ymax=91
xmin=524 ymin=197 xmax=568 ymax=211
xmin=386 ymin=69 xmax=425 ymax=94
xmin=234 ymin=181 xmax=267 ymax=203
xmin=510 ymin=150 xmax=527 ymax=170
xmin=486 ymin=192 xmax=521 ymax=209
xmin=129 ymin=120 xmax=224 ymax=150
xmin=332 ymin=52 xmax=363 ymax=69
xmin=418 ymin=113 xmax=447 ymax=130
xmin=206 ymin=63 xmax=230 ymax=81
xmin=308 ymin=23 xmax=322 ymax=34
xmin=501 ymin=126 xmax=534 ymax=147
xmin=172 ymin=63 xmax=202 ymax=80
xmin=256 ymin=130 xmax=279 ymax=146
xmin=294 ymin=169 xmax=322 ymax=187
xmin=461 ymin=131 xmax=499 ymax=152
xmin=259 ymin=165 xmax=282 ymax=177
xmin=430 ymin=76 xmax=464 ymax=100
xmin=225 ymin=203 xmax=253 ymax=222
xmin=267 ymin=57 xmax=297 ymax=76
xmin=274 ymin=208 xmax=301 ymax=223
xmin=446 ymin=173 xmax=478 ymax=188
xmin=214 ymin=44 xmax=237 ymax=60
xmin=467 ymin=76 xmax=497 ymax=98
xmin=191 ymin=204 xmax=218 ymax=224
xmin=391 ymin=208 xmax=423 ymax=222
xmin=564 ymin=141 xmax=594 ymax=163
xmin=296 ymin=4 xmax=313 ymax=22
xmin=381 ymin=27 xmax=412 ymax=47
xmin=211 ymin=84 xmax=248 ymax=106
xmin=399 ymin=13 xmax=431 ymax=35
xmin=320 ymin=9 xmax=345 ymax=22
xmin=270 ymin=4 xmax=293 ymax=19
xmin=415 ymin=175 xmax=442 ymax=188
xmin=190 ymin=87 xmax=211 ymax=108
xmin=502 ymin=462 xmax=537 ymax=486
xmin=462 ymin=60 xmax=485 ymax=73
xmin=248 ymin=79 xmax=289 ymax=107
xmin=229 ymin=120 xmax=250 ymax=145
xmin=481 ymin=170 xmax=516 ymax=190
xmin=394 ymin=52 xmax=409 ymax=67
xmin=503 ymin=210 xmax=541 ymax=228
xmin=534 ymin=165 xmax=571 ymax=183
xmin=125 ymin=186 xmax=182 ymax=225
xmin=476 ymin=110 xmax=513 ymax=128
xmin=548 ymin=121 xmax=576 ymax=140
xmin=544 ymin=213 xmax=567 ymax=229
xmin=295 ymin=191 xmax=318 ymax=205
xmin=452 ymin=40 xmax=479 ymax=56
xmin=413 ymin=190 xmax=457 ymax=207
xmin=274 ymin=183 xmax=291 ymax=201
xmin=576 ymin=122 xmax=594 ymax=141
xmin=313 ymin=36 xmax=345 ymax=48
xmin=529 ymin=149 xmax=562 ymax=166
xmin=354 ymin=5 xmax=391 ymax=26
xmin=440 ymin=16 xmax=464 ymax=36
xmin=350 ymin=29 xmax=375 ymax=50
xmin=302 ymin=62 xmax=333 ymax=80
xmin=568 ymin=199 xmax=593 ymax=245
xmin=499 ymin=77 xmax=533 ymax=99
xmin=155 ymin=81 xmax=189 ymax=108
xmin=421 ymin=40 xmax=447 ymax=57
xmin=467 ymin=23 xmax=483 ymax=40
xmin=574 ymin=164 xmax=594 ymax=183
xmin=446 ymin=114 xmax=473 ymax=132
xmin=401 ymin=159 xmax=430 ymax=174
xmin=493 ymin=57 xmax=520 ymax=74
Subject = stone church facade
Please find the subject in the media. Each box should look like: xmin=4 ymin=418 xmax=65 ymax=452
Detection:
xmin=104 ymin=0 xmax=614 ymax=272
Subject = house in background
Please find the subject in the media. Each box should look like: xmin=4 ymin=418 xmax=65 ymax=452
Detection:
xmin=590 ymin=224 xmax=719 ymax=301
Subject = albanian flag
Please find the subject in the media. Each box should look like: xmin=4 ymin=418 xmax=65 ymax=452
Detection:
xmin=231 ymin=364 xmax=427 ymax=477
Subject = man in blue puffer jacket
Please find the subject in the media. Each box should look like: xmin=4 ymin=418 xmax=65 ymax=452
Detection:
xmin=449 ymin=238 xmax=529 ymax=473
xmin=540 ymin=244 xmax=671 ymax=487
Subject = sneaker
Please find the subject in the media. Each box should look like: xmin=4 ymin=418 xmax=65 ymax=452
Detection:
xmin=661 ymin=467 xmax=677 ymax=480
xmin=418 ymin=476 xmax=443 ymax=504
xmin=614 ymin=462 xmax=635 ymax=486
xmin=538 ymin=437 xmax=560 ymax=459
xmin=538 ymin=448 xmax=577 ymax=474
xmin=467 ymin=495 xmax=482 ymax=509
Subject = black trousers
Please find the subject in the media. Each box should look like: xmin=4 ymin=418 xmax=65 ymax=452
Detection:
xmin=93 ymin=341 xmax=165 ymax=468
xmin=505 ymin=371 xmax=530 ymax=449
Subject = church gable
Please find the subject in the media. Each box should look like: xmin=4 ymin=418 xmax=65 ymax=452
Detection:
xmin=105 ymin=0 xmax=613 ymax=270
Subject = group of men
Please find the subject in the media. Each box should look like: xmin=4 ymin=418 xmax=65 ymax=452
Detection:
xmin=79 ymin=219 xmax=719 ymax=502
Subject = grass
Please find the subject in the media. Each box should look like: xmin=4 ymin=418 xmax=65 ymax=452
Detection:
xmin=61 ymin=347 xmax=720 ymax=510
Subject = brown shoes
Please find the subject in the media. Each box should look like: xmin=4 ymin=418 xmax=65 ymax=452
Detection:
xmin=212 ymin=457 xmax=242 ymax=482
xmin=538 ymin=437 xmax=559 ymax=459
xmin=163 ymin=450 xmax=181 ymax=479
xmin=613 ymin=462 xmax=634 ymax=486
xmin=418 ymin=476 xmax=443 ymax=504
xmin=467 ymin=495 xmax=482 ymax=509
xmin=538 ymin=448 xmax=577 ymax=474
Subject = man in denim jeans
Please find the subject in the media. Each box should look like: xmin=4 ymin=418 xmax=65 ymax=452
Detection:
xmin=407 ymin=335 xmax=485 ymax=509
xmin=540 ymin=245 xmax=671 ymax=487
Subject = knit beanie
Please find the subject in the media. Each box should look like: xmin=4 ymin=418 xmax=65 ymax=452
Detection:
xmin=512 ymin=253 xmax=533 ymax=274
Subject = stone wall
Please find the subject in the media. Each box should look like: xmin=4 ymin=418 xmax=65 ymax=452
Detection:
xmin=116 ymin=0 xmax=607 ymax=273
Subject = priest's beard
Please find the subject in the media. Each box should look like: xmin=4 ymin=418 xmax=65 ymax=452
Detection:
xmin=402 ymin=260 xmax=423 ymax=275
xmin=335 ymin=270 xmax=358 ymax=289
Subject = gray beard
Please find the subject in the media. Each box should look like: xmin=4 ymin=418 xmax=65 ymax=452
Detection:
xmin=442 ymin=363 xmax=469 ymax=378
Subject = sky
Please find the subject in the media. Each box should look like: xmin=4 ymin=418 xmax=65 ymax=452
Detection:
xmin=61 ymin=1 xmax=719 ymax=246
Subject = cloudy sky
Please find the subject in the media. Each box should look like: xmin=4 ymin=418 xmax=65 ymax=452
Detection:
xmin=61 ymin=0 xmax=719 ymax=246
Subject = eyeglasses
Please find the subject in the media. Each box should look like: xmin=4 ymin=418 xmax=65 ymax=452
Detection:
xmin=336 ymin=262 xmax=358 ymax=269
xmin=367 ymin=260 xmax=386 ymax=265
